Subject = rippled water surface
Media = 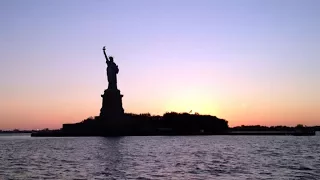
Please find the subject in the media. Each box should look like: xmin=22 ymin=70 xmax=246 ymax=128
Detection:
xmin=1 ymin=134 xmax=319 ymax=180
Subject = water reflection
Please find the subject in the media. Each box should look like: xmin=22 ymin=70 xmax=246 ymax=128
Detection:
xmin=95 ymin=137 xmax=126 ymax=179
xmin=0 ymin=135 xmax=319 ymax=180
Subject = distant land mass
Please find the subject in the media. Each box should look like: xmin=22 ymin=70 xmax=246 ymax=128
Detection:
xmin=2 ymin=122 xmax=319 ymax=134
xmin=2 ymin=113 xmax=318 ymax=136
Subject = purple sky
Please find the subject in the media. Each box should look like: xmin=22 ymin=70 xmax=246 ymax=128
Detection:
xmin=1 ymin=0 xmax=319 ymax=129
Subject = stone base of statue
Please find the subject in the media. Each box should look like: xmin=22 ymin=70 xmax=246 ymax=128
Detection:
xmin=99 ymin=89 xmax=124 ymax=120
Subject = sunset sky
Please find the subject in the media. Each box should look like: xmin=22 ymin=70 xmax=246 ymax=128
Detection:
xmin=1 ymin=0 xmax=319 ymax=130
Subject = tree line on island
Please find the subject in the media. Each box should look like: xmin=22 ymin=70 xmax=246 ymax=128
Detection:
xmin=76 ymin=112 xmax=229 ymax=135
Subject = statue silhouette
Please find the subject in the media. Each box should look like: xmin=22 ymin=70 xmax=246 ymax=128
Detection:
xmin=100 ymin=46 xmax=124 ymax=118
xmin=103 ymin=46 xmax=119 ymax=90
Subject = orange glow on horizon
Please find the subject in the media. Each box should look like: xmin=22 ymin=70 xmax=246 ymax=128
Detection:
xmin=163 ymin=86 xmax=220 ymax=116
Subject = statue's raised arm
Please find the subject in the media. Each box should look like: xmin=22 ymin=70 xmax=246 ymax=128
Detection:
xmin=103 ymin=46 xmax=109 ymax=62
xmin=102 ymin=46 xmax=119 ymax=90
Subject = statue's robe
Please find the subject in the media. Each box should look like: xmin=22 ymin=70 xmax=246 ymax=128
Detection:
xmin=106 ymin=61 xmax=119 ymax=90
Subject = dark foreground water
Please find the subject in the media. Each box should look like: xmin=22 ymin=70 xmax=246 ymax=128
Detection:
xmin=0 ymin=134 xmax=319 ymax=180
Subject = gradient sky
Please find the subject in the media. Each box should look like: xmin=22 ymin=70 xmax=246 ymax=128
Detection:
xmin=1 ymin=0 xmax=319 ymax=130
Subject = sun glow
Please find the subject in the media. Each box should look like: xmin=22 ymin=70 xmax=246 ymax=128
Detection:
xmin=164 ymin=87 xmax=219 ymax=115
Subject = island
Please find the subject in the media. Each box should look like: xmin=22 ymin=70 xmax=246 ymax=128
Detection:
xmin=31 ymin=47 xmax=316 ymax=137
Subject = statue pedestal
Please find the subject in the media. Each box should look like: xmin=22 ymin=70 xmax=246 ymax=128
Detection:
xmin=100 ymin=89 xmax=124 ymax=120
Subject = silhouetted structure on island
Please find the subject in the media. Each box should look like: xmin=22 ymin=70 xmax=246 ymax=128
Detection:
xmin=100 ymin=46 xmax=124 ymax=120
xmin=31 ymin=47 xmax=315 ymax=137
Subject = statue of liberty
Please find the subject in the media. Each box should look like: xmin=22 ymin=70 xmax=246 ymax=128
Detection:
xmin=103 ymin=46 xmax=119 ymax=90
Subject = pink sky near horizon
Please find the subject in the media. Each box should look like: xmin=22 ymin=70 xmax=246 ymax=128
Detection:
xmin=1 ymin=0 xmax=319 ymax=130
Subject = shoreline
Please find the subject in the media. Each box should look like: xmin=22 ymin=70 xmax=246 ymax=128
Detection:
xmin=31 ymin=130 xmax=316 ymax=137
